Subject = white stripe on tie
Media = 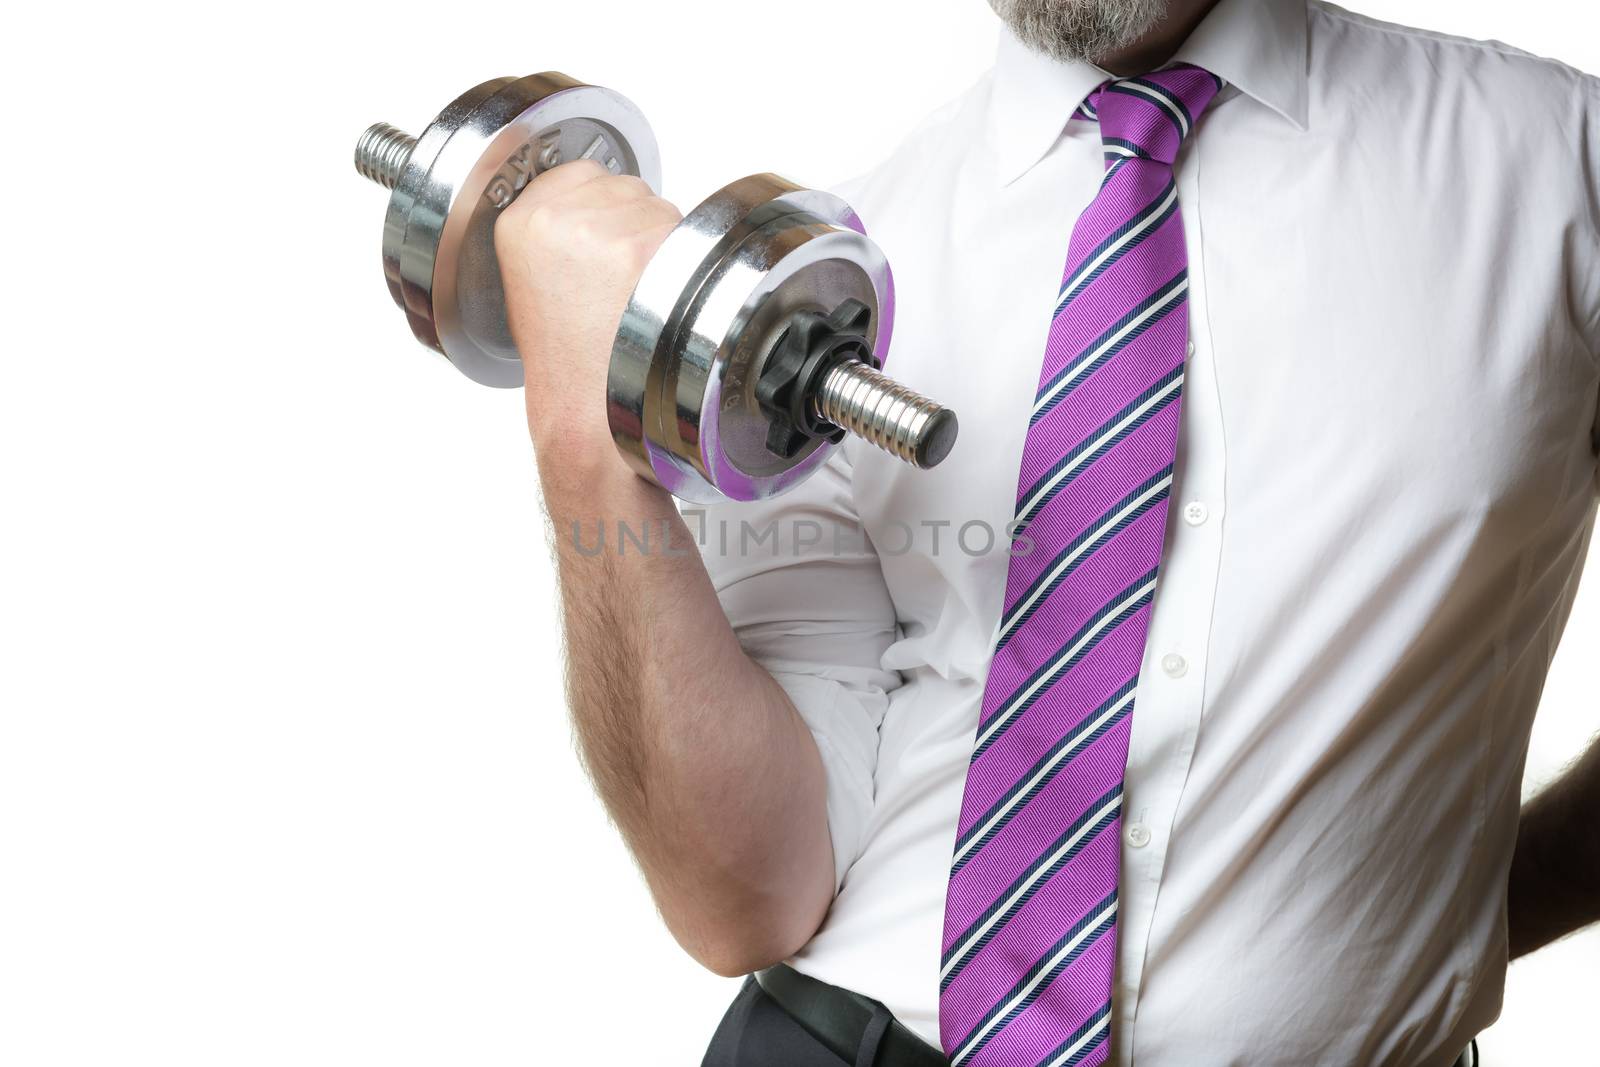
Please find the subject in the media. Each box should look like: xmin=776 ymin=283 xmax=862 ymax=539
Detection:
xmin=1022 ymin=370 xmax=1184 ymax=523
xmin=1033 ymin=281 xmax=1187 ymax=423
xmin=950 ymin=692 xmax=1134 ymax=871
xmin=1118 ymin=79 xmax=1190 ymax=136
xmin=1056 ymin=185 xmax=1178 ymax=309
xmin=999 ymin=473 xmax=1172 ymax=642
xmin=1040 ymin=1014 xmax=1112 ymax=1067
xmin=943 ymin=826 xmax=1120 ymax=989
xmin=950 ymin=897 xmax=1121 ymax=1064
xmin=976 ymin=579 xmax=1155 ymax=752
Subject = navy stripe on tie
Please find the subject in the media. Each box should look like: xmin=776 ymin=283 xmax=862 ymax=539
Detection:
xmin=1056 ymin=180 xmax=1178 ymax=310
xmin=1132 ymin=76 xmax=1196 ymax=127
xmin=943 ymin=795 xmax=1122 ymax=977
xmin=950 ymin=686 xmax=1134 ymax=865
xmin=997 ymin=466 xmax=1173 ymax=649
xmin=1019 ymin=368 xmax=1184 ymax=531
xmin=1118 ymin=77 xmax=1195 ymax=135
xmin=975 ymin=568 xmax=1159 ymax=755
xmin=1101 ymin=137 xmax=1152 ymax=160
xmin=1039 ymin=271 xmax=1189 ymax=418
xmin=1034 ymin=1001 xmax=1114 ymax=1067
xmin=948 ymin=891 xmax=1121 ymax=1061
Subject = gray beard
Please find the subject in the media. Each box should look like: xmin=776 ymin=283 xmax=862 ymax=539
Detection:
xmin=989 ymin=0 xmax=1170 ymax=64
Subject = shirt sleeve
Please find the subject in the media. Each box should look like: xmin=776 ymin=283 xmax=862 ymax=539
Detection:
xmin=690 ymin=446 xmax=902 ymax=894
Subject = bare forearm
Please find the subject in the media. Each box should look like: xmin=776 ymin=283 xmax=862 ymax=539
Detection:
xmin=537 ymin=451 xmax=835 ymax=975
xmin=492 ymin=161 xmax=834 ymax=974
xmin=1507 ymin=733 xmax=1600 ymax=958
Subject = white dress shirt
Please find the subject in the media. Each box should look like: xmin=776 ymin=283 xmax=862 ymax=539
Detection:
xmin=695 ymin=1 xmax=1600 ymax=1063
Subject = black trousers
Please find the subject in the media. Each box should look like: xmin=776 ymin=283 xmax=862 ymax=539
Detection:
xmin=702 ymin=976 xmax=896 ymax=1067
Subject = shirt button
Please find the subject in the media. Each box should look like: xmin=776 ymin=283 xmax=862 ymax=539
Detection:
xmin=1160 ymin=652 xmax=1187 ymax=678
xmin=1126 ymin=822 xmax=1152 ymax=848
xmin=1186 ymin=340 xmax=1196 ymax=356
xmin=1182 ymin=501 xmax=1208 ymax=526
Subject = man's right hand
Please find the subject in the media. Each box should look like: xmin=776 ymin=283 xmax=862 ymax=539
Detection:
xmin=492 ymin=159 xmax=682 ymax=476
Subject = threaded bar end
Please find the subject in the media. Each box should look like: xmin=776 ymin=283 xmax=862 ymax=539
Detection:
xmin=815 ymin=361 xmax=959 ymax=469
xmin=354 ymin=123 xmax=417 ymax=189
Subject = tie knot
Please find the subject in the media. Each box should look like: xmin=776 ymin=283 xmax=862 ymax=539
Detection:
xmin=1074 ymin=64 xmax=1223 ymax=167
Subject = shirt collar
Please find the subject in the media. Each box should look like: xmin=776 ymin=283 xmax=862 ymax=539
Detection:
xmin=988 ymin=0 xmax=1309 ymax=187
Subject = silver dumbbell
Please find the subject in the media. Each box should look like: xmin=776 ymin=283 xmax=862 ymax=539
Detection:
xmin=355 ymin=73 xmax=959 ymax=502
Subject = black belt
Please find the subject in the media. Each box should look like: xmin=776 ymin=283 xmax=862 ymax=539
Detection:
xmin=754 ymin=963 xmax=1479 ymax=1067
xmin=754 ymin=964 xmax=948 ymax=1067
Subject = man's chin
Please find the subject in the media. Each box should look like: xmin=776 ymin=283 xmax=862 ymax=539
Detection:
xmin=988 ymin=0 xmax=1169 ymax=65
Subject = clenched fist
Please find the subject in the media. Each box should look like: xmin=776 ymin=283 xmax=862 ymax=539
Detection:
xmin=493 ymin=159 xmax=682 ymax=473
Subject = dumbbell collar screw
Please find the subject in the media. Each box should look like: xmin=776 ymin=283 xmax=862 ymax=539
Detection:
xmin=755 ymin=299 xmax=959 ymax=472
xmin=755 ymin=299 xmax=879 ymax=460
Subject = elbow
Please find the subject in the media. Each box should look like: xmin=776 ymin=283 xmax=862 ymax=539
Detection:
xmin=689 ymin=928 xmax=807 ymax=979
xmin=673 ymin=898 xmax=827 ymax=979
xmin=653 ymin=799 xmax=838 ymax=978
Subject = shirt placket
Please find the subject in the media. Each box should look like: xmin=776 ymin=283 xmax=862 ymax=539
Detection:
xmin=1111 ymin=142 xmax=1226 ymax=1066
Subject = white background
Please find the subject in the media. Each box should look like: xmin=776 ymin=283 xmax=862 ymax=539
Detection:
xmin=2 ymin=1 xmax=1595 ymax=1063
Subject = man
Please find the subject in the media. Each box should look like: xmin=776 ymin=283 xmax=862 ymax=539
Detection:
xmin=493 ymin=0 xmax=1600 ymax=1063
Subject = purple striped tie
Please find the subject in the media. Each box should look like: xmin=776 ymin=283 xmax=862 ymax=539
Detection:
xmin=939 ymin=65 xmax=1222 ymax=1067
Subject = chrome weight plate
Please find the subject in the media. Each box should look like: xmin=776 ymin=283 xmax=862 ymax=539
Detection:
xmin=381 ymin=73 xmax=661 ymax=387
xmin=607 ymin=174 xmax=895 ymax=502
